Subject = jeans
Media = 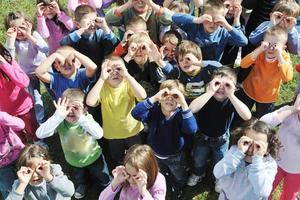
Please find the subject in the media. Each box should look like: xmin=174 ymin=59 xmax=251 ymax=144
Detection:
xmin=0 ymin=163 xmax=17 ymax=199
xmin=72 ymin=154 xmax=111 ymax=187
xmin=192 ymin=133 xmax=230 ymax=176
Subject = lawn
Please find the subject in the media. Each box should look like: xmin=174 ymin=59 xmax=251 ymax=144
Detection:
xmin=0 ymin=0 xmax=300 ymax=199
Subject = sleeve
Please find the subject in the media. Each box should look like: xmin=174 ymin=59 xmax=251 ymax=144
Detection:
xmin=98 ymin=184 xmax=122 ymax=200
xmin=96 ymin=29 xmax=118 ymax=45
xmin=213 ymin=146 xmax=245 ymax=179
xmin=287 ymin=27 xmax=300 ymax=55
xmin=37 ymin=16 xmax=50 ymax=39
xmin=181 ymin=109 xmax=198 ymax=134
xmin=36 ymin=111 xmax=65 ymax=139
xmin=172 ymin=13 xmax=195 ymax=25
xmin=157 ymin=8 xmax=173 ymax=26
xmin=227 ymin=26 xmax=248 ymax=47
xmin=278 ymin=53 xmax=293 ymax=82
xmin=247 ymin=156 xmax=277 ymax=198
xmin=0 ymin=60 xmax=29 ymax=88
xmin=32 ymin=31 xmax=49 ymax=53
xmin=131 ymin=98 xmax=155 ymax=123
xmin=160 ymin=62 xmax=180 ymax=79
xmin=105 ymin=8 xmax=123 ymax=27
xmin=48 ymin=164 xmax=75 ymax=197
xmin=67 ymin=0 xmax=79 ymax=12
xmin=249 ymin=21 xmax=272 ymax=46
xmin=112 ymin=43 xmax=127 ymax=56
xmin=0 ymin=111 xmax=25 ymax=131
xmin=5 ymin=180 xmax=25 ymax=200
xmin=141 ymin=173 xmax=166 ymax=200
xmin=240 ymin=53 xmax=256 ymax=68
xmin=260 ymin=105 xmax=290 ymax=128
xmin=58 ymin=11 xmax=76 ymax=31
xmin=77 ymin=114 xmax=103 ymax=139
xmin=89 ymin=0 xmax=103 ymax=9
xmin=60 ymin=31 xmax=81 ymax=46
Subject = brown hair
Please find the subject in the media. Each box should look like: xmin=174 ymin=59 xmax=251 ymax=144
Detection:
xmin=272 ymin=0 xmax=300 ymax=18
xmin=162 ymin=32 xmax=180 ymax=46
xmin=4 ymin=11 xmax=34 ymax=30
xmin=203 ymin=0 xmax=226 ymax=14
xmin=159 ymin=79 xmax=186 ymax=95
xmin=61 ymin=88 xmax=85 ymax=103
xmin=74 ymin=5 xmax=95 ymax=22
xmin=212 ymin=66 xmax=237 ymax=84
xmin=231 ymin=119 xmax=282 ymax=159
xmin=264 ymin=25 xmax=288 ymax=44
xmin=125 ymin=16 xmax=147 ymax=31
xmin=123 ymin=144 xmax=159 ymax=189
xmin=17 ymin=144 xmax=51 ymax=170
xmin=176 ymin=40 xmax=202 ymax=61
xmin=128 ymin=32 xmax=152 ymax=46
xmin=168 ymin=1 xmax=190 ymax=13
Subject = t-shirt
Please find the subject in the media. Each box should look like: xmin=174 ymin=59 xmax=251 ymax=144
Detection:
xmin=99 ymin=81 xmax=144 ymax=139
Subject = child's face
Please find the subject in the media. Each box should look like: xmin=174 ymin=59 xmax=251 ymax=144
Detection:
xmin=223 ymin=0 xmax=241 ymax=17
xmin=244 ymin=130 xmax=268 ymax=163
xmin=272 ymin=11 xmax=297 ymax=30
xmin=125 ymin=164 xmax=139 ymax=187
xmin=133 ymin=43 xmax=149 ymax=65
xmin=263 ymin=34 xmax=286 ymax=61
xmin=78 ymin=12 xmax=97 ymax=34
xmin=42 ymin=4 xmax=57 ymax=19
xmin=132 ymin=0 xmax=148 ymax=13
xmin=178 ymin=54 xmax=200 ymax=74
xmin=107 ymin=60 xmax=125 ymax=87
xmin=213 ymin=75 xmax=236 ymax=102
xmin=27 ymin=157 xmax=45 ymax=186
xmin=202 ymin=10 xmax=225 ymax=34
xmin=55 ymin=56 xmax=80 ymax=78
xmin=65 ymin=100 xmax=85 ymax=123
xmin=9 ymin=18 xmax=28 ymax=41
xmin=160 ymin=89 xmax=179 ymax=113
xmin=126 ymin=24 xmax=147 ymax=34
xmin=163 ymin=41 xmax=176 ymax=61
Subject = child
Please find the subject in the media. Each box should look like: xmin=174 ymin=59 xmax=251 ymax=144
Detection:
xmin=160 ymin=31 xmax=181 ymax=65
xmin=99 ymin=144 xmax=166 ymax=200
xmin=213 ymin=119 xmax=280 ymax=200
xmin=236 ymin=26 xmax=293 ymax=118
xmin=35 ymin=45 xmax=97 ymax=100
xmin=0 ymin=111 xmax=25 ymax=199
xmin=61 ymin=5 xmax=118 ymax=70
xmin=131 ymin=80 xmax=198 ymax=199
xmin=68 ymin=0 xmax=112 ymax=17
xmin=188 ymin=67 xmax=251 ymax=188
xmin=86 ymin=56 xmax=146 ymax=169
xmin=0 ymin=43 xmax=38 ymax=142
xmin=6 ymin=144 xmax=75 ymax=200
xmin=249 ymin=0 xmax=300 ymax=55
xmin=37 ymin=0 xmax=75 ymax=54
xmin=36 ymin=89 xmax=110 ymax=199
xmin=261 ymin=93 xmax=300 ymax=200
xmin=171 ymin=0 xmax=248 ymax=61
xmin=5 ymin=11 xmax=48 ymax=125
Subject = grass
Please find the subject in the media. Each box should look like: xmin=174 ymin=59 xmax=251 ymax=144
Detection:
xmin=0 ymin=0 xmax=300 ymax=199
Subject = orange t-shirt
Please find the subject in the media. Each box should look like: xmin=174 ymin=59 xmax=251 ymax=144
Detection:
xmin=241 ymin=51 xmax=293 ymax=103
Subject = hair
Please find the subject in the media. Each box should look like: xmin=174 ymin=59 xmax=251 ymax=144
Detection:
xmin=4 ymin=11 xmax=34 ymax=30
xmin=128 ymin=32 xmax=152 ymax=46
xmin=61 ymin=88 xmax=85 ymax=103
xmin=264 ymin=25 xmax=288 ymax=44
xmin=125 ymin=16 xmax=147 ymax=31
xmin=159 ymin=79 xmax=186 ymax=95
xmin=175 ymin=40 xmax=202 ymax=61
xmin=168 ymin=1 xmax=190 ymax=13
xmin=74 ymin=5 xmax=95 ymax=22
xmin=211 ymin=66 xmax=237 ymax=84
xmin=203 ymin=0 xmax=226 ymax=14
xmin=123 ymin=144 xmax=159 ymax=189
xmin=162 ymin=32 xmax=180 ymax=46
xmin=17 ymin=144 xmax=51 ymax=170
xmin=231 ymin=119 xmax=282 ymax=159
xmin=272 ymin=0 xmax=300 ymax=18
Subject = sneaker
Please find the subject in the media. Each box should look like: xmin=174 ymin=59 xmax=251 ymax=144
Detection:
xmin=215 ymin=180 xmax=221 ymax=193
xmin=74 ymin=184 xmax=88 ymax=199
xmin=187 ymin=173 xmax=205 ymax=186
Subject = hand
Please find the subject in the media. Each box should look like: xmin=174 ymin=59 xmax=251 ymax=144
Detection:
xmin=64 ymin=53 xmax=77 ymax=68
xmin=293 ymin=93 xmax=300 ymax=112
xmin=121 ymin=30 xmax=135 ymax=46
xmin=184 ymin=53 xmax=201 ymax=66
xmin=112 ymin=166 xmax=129 ymax=186
xmin=260 ymin=41 xmax=269 ymax=51
xmin=37 ymin=3 xmax=46 ymax=17
xmin=214 ymin=15 xmax=230 ymax=28
xmin=147 ymin=42 xmax=162 ymax=62
xmin=223 ymin=79 xmax=236 ymax=97
xmin=17 ymin=167 xmax=33 ymax=185
xmin=237 ymin=136 xmax=253 ymax=153
xmin=233 ymin=4 xmax=242 ymax=19
xmin=23 ymin=21 xmax=33 ymax=38
xmin=7 ymin=27 xmax=17 ymax=39
xmin=153 ymin=88 xmax=170 ymax=102
xmin=169 ymin=88 xmax=187 ymax=107
xmin=271 ymin=11 xmax=284 ymax=26
xmin=283 ymin=16 xmax=296 ymax=31
xmin=36 ymin=160 xmax=53 ymax=181
xmin=207 ymin=77 xmax=221 ymax=94
xmin=275 ymin=43 xmax=283 ymax=58
xmin=49 ymin=1 xmax=61 ymax=15
xmin=193 ymin=14 xmax=212 ymax=24
xmin=253 ymin=141 xmax=268 ymax=156
xmin=53 ymin=97 xmax=71 ymax=117
xmin=128 ymin=42 xmax=138 ymax=58
xmin=100 ymin=60 xmax=112 ymax=80
xmin=95 ymin=17 xmax=109 ymax=31
xmin=135 ymin=169 xmax=148 ymax=196
xmin=116 ymin=63 xmax=129 ymax=78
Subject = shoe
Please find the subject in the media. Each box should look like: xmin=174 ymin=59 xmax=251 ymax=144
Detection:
xmin=186 ymin=173 xmax=205 ymax=186
xmin=74 ymin=184 xmax=88 ymax=199
xmin=215 ymin=180 xmax=221 ymax=193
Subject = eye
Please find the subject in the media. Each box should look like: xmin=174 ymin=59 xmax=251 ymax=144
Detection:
xmin=115 ymin=67 xmax=121 ymax=71
xmin=225 ymin=83 xmax=231 ymax=88
xmin=243 ymin=141 xmax=250 ymax=145
xmin=224 ymin=3 xmax=231 ymax=9
xmin=107 ymin=69 xmax=112 ymax=73
xmin=141 ymin=45 xmax=146 ymax=50
xmin=255 ymin=144 xmax=261 ymax=149
xmin=172 ymin=94 xmax=179 ymax=99
xmin=162 ymin=91 xmax=168 ymax=97
xmin=66 ymin=106 xmax=70 ymax=110
xmin=215 ymin=81 xmax=220 ymax=86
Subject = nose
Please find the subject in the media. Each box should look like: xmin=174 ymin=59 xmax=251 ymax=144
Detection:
xmin=32 ymin=171 xmax=39 ymax=179
xmin=247 ymin=144 xmax=254 ymax=154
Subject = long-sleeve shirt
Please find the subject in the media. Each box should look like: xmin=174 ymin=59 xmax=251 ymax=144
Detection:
xmin=172 ymin=13 xmax=248 ymax=61
xmin=260 ymin=105 xmax=300 ymax=173
xmin=99 ymin=172 xmax=166 ymax=200
xmin=213 ymin=146 xmax=277 ymax=200
xmin=36 ymin=111 xmax=103 ymax=168
xmin=249 ymin=21 xmax=300 ymax=55
xmin=0 ymin=60 xmax=33 ymax=116
xmin=240 ymin=51 xmax=293 ymax=103
xmin=6 ymin=164 xmax=74 ymax=200
xmin=37 ymin=12 xmax=75 ymax=54
xmin=0 ymin=111 xmax=25 ymax=168
xmin=131 ymin=98 xmax=198 ymax=156
xmin=6 ymin=31 xmax=49 ymax=75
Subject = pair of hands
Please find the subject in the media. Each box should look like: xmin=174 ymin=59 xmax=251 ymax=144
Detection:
xmin=100 ymin=59 xmax=129 ymax=80
xmin=53 ymin=47 xmax=78 ymax=68
xmin=271 ymin=11 xmax=296 ymax=30
xmin=127 ymin=41 xmax=162 ymax=62
xmin=238 ymin=136 xmax=268 ymax=156
xmin=125 ymin=0 xmax=155 ymax=9
xmin=193 ymin=14 xmax=231 ymax=29
xmin=259 ymin=41 xmax=284 ymax=56
xmin=153 ymin=87 xmax=187 ymax=107
xmin=207 ymin=77 xmax=236 ymax=97
xmin=17 ymin=160 xmax=52 ymax=185
xmin=78 ymin=17 xmax=109 ymax=35
xmin=223 ymin=1 xmax=242 ymax=18
xmin=112 ymin=166 xmax=148 ymax=196
xmin=53 ymin=97 xmax=85 ymax=119
xmin=7 ymin=22 xmax=32 ymax=40
xmin=37 ymin=1 xmax=60 ymax=17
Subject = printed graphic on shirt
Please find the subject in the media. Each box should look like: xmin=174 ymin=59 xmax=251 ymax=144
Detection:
xmin=186 ymin=81 xmax=205 ymax=99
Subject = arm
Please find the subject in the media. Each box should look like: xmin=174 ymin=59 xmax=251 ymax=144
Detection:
xmin=37 ymin=16 xmax=50 ymax=39
xmin=277 ymin=52 xmax=293 ymax=82
xmin=228 ymin=93 xmax=252 ymax=120
xmin=0 ymin=111 xmax=25 ymax=131
xmin=125 ymin=74 xmax=147 ymax=99
xmin=181 ymin=109 xmax=198 ymax=134
xmin=78 ymin=114 xmax=103 ymax=139
xmin=86 ymin=77 xmax=104 ymax=107
xmin=35 ymin=53 xmax=57 ymax=83
xmin=213 ymin=146 xmax=245 ymax=179
xmin=57 ymin=11 xmax=76 ymax=31
xmin=260 ymin=105 xmax=296 ymax=127
xmin=249 ymin=21 xmax=271 ymax=46
xmin=60 ymin=31 xmax=81 ymax=46
xmin=131 ymin=99 xmax=154 ymax=123
xmin=240 ymin=48 xmax=263 ymax=69
xmin=5 ymin=181 xmax=25 ymax=200
xmin=141 ymin=173 xmax=166 ymax=200
xmin=172 ymin=13 xmax=195 ymax=25
xmin=32 ymin=31 xmax=49 ymax=53
xmin=189 ymin=91 xmax=214 ymax=113
xmin=74 ymin=50 xmax=97 ymax=78
xmin=36 ymin=111 xmax=65 ymax=139
xmin=105 ymin=2 xmax=131 ymax=27
xmin=98 ymin=184 xmax=122 ymax=200
xmin=227 ymin=26 xmax=248 ymax=47
xmin=287 ymin=28 xmax=300 ymax=55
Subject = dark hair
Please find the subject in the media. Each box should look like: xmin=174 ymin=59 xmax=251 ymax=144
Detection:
xmin=0 ymin=43 xmax=12 ymax=64
xmin=232 ymin=118 xmax=282 ymax=159
xmin=74 ymin=5 xmax=95 ymax=22
xmin=212 ymin=66 xmax=237 ymax=84
xmin=4 ymin=11 xmax=35 ymax=30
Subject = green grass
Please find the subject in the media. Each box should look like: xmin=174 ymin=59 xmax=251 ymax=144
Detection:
xmin=1 ymin=0 xmax=300 ymax=199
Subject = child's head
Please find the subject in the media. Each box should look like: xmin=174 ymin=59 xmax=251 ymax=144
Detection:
xmin=161 ymin=32 xmax=180 ymax=61
xmin=103 ymin=55 xmax=127 ymax=87
xmin=74 ymin=5 xmax=97 ymax=34
xmin=232 ymin=119 xmax=281 ymax=163
xmin=223 ymin=0 xmax=242 ymax=18
xmin=61 ymin=88 xmax=86 ymax=123
xmin=128 ymin=32 xmax=152 ymax=65
xmin=210 ymin=66 xmax=237 ymax=101
xmin=125 ymin=16 xmax=147 ymax=33
xmin=5 ymin=11 xmax=33 ymax=41
xmin=36 ymin=0 xmax=61 ymax=19
xmin=168 ymin=1 xmax=190 ymax=13
xmin=123 ymin=144 xmax=159 ymax=189
xmin=176 ymin=40 xmax=202 ymax=74
xmin=159 ymin=80 xmax=185 ymax=112
xmin=202 ymin=0 xmax=227 ymax=33
xmin=17 ymin=144 xmax=51 ymax=186
xmin=131 ymin=0 xmax=149 ymax=14
xmin=263 ymin=25 xmax=288 ymax=60
xmin=272 ymin=0 xmax=300 ymax=29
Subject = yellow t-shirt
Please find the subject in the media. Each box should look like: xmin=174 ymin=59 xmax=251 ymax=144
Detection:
xmin=99 ymin=81 xmax=144 ymax=139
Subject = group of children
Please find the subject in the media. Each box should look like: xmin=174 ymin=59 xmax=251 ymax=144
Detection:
xmin=1 ymin=0 xmax=300 ymax=199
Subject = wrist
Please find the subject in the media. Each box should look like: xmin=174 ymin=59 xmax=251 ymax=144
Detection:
xmin=140 ymin=187 xmax=148 ymax=197
xmin=45 ymin=174 xmax=54 ymax=182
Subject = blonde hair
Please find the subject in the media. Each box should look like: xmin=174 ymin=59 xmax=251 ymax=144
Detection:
xmin=273 ymin=0 xmax=300 ymax=18
xmin=159 ymin=79 xmax=186 ymax=95
xmin=176 ymin=40 xmax=202 ymax=61
xmin=74 ymin=5 xmax=95 ymax=22
xmin=168 ymin=1 xmax=190 ymax=13
xmin=4 ymin=11 xmax=34 ymax=30
xmin=264 ymin=25 xmax=288 ymax=43
xmin=125 ymin=16 xmax=147 ymax=31
xmin=61 ymin=88 xmax=85 ymax=103
xmin=128 ymin=32 xmax=151 ymax=46
xmin=203 ymin=0 xmax=226 ymax=14
xmin=212 ymin=66 xmax=237 ymax=84
xmin=162 ymin=32 xmax=180 ymax=46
